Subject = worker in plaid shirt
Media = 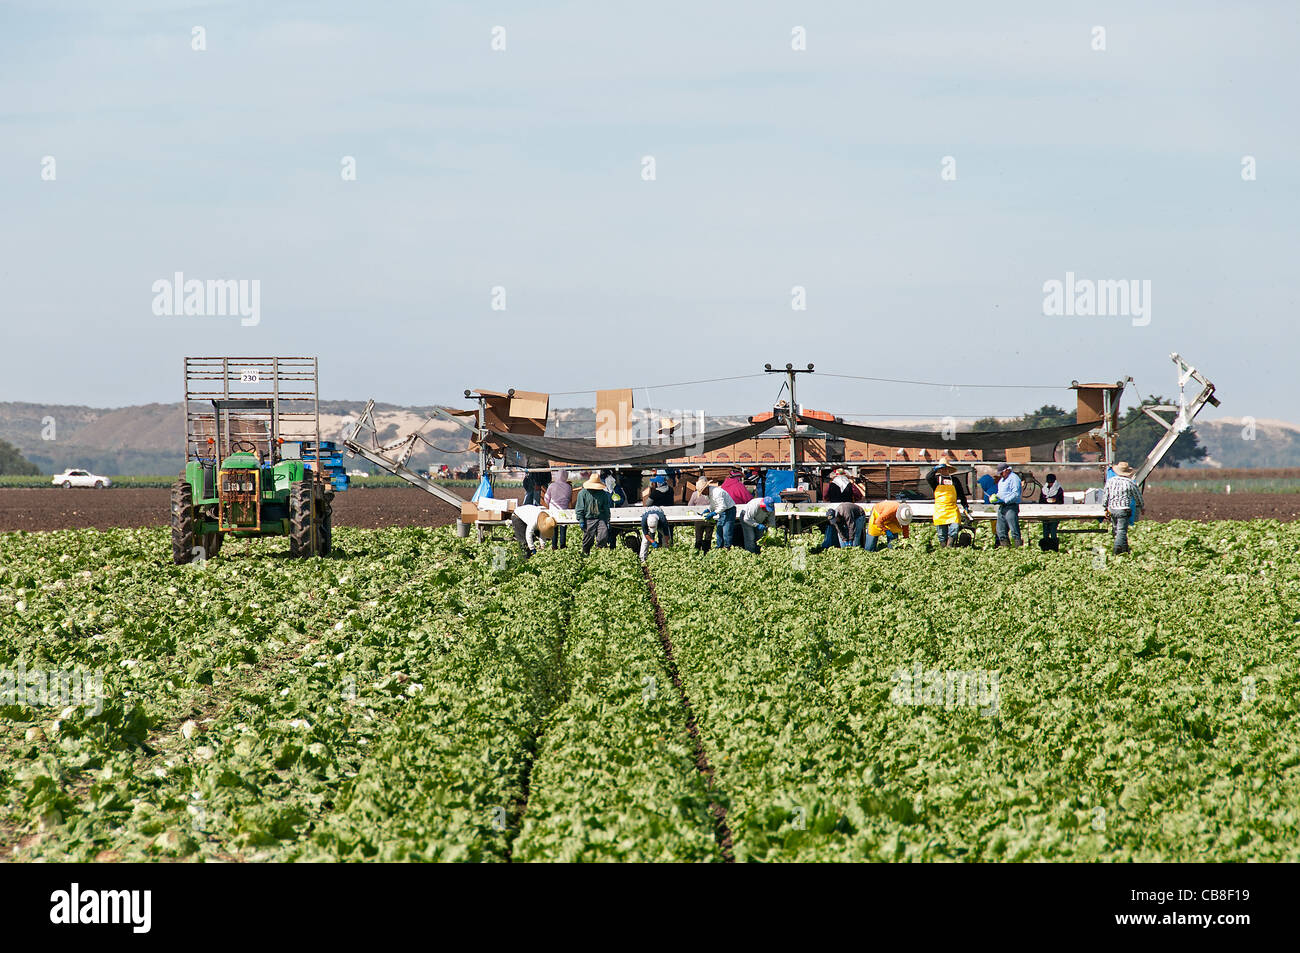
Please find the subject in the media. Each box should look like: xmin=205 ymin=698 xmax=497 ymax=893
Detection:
xmin=1103 ymin=461 xmax=1144 ymax=555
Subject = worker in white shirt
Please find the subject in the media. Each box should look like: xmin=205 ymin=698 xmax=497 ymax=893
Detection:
xmin=736 ymin=496 xmax=775 ymax=553
xmin=696 ymin=476 xmax=737 ymax=549
xmin=511 ymin=504 xmax=557 ymax=558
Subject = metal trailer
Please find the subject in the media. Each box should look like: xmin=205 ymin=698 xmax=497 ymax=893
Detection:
xmin=347 ymin=352 xmax=1218 ymax=542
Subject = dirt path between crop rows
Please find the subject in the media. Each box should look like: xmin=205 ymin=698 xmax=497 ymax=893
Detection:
xmin=640 ymin=564 xmax=735 ymax=862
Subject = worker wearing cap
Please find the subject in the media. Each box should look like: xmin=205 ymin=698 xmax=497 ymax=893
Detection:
xmin=864 ymin=500 xmax=912 ymax=551
xmin=736 ymin=496 xmax=775 ymax=553
xmin=1104 ymin=461 xmax=1144 ymax=555
xmin=638 ymin=504 xmax=673 ymax=562
xmin=989 ymin=462 xmax=1023 ymax=547
xmin=575 ymin=474 xmax=614 ymax=554
xmin=927 ymin=454 xmax=968 ymax=548
xmin=511 ymin=504 xmax=557 ymax=558
xmin=647 ymin=471 xmax=676 ymax=508
xmin=831 ymin=500 xmax=868 ymax=548
xmin=697 ymin=476 xmax=737 ymax=549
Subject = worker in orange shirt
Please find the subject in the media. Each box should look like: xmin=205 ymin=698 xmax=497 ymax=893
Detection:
xmin=864 ymin=501 xmax=913 ymax=551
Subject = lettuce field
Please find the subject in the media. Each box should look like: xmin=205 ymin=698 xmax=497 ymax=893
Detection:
xmin=2 ymin=521 xmax=1298 ymax=862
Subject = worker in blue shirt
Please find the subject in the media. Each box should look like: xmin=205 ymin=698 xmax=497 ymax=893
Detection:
xmin=976 ymin=468 xmax=999 ymax=503
xmin=988 ymin=462 xmax=1023 ymax=547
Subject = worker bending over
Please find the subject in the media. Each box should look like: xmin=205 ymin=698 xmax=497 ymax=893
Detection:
xmin=697 ymin=477 xmax=737 ymax=549
xmin=511 ymin=504 xmax=557 ymax=558
xmin=736 ymin=496 xmax=775 ymax=553
xmin=639 ymin=505 xmax=673 ymax=562
xmin=575 ymin=474 xmax=614 ymax=554
xmin=927 ymin=454 xmax=969 ymax=548
xmin=864 ymin=500 xmax=912 ymax=551
xmin=830 ymin=501 xmax=867 ymax=549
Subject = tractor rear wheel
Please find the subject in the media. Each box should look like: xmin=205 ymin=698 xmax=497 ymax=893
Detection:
xmin=289 ymin=482 xmax=322 ymax=558
xmin=170 ymin=478 xmax=196 ymax=565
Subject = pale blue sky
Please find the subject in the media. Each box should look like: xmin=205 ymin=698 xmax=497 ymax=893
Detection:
xmin=1 ymin=0 xmax=1296 ymax=422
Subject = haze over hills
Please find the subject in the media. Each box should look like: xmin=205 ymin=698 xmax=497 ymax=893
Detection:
xmin=0 ymin=401 xmax=1294 ymax=475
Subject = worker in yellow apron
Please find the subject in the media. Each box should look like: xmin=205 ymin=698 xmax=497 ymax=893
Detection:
xmin=926 ymin=454 xmax=969 ymax=547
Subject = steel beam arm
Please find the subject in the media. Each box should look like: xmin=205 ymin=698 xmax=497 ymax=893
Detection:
xmin=1133 ymin=353 xmax=1218 ymax=484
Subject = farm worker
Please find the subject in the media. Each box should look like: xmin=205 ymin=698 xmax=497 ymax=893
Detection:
xmin=989 ymin=462 xmax=1023 ymax=547
xmin=521 ymin=473 xmax=542 ymax=507
xmin=736 ymin=496 xmax=774 ymax=553
xmin=1039 ymin=472 xmax=1065 ymax=550
xmin=720 ymin=468 xmax=753 ymax=505
xmin=575 ymin=475 xmax=614 ymax=554
xmin=648 ymin=471 xmax=676 ymax=508
xmin=927 ymin=454 xmax=969 ymax=548
xmin=823 ymin=468 xmax=862 ymax=503
xmin=864 ymin=500 xmax=912 ymax=552
xmin=976 ymin=468 xmax=999 ymax=503
xmin=831 ymin=501 xmax=868 ymax=548
xmin=818 ymin=502 xmax=839 ymax=551
xmin=1104 ymin=461 xmax=1144 ymax=555
xmin=511 ymin=504 xmax=556 ymax=558
xmin=697 ymin=476 xmax=737 ymax=549
xmin=688 ymin=480 xmax=713 ymax=553
xmin=543 ymin=469 xmax=573 ymax=549
xmin=639 ymin=505 xmax=673 ymax=562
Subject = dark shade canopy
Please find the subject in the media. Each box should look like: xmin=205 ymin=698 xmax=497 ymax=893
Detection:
xmin=800 ymin=414 xmax=1098 ymax=451
xmin=487 ymin=419 xmax=774 ymax=466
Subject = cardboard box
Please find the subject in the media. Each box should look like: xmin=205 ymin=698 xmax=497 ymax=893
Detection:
xmin=460 ymin=501 xmax=478 ymax=523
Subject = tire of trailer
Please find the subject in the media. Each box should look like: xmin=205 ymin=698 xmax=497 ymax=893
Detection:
xmin=170 ymin=478 xmax=196 ymax=565
xmin=319 ymin=490 xmax=334 ymax=557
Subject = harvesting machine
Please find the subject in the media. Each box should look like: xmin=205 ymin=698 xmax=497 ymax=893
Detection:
xmin=170 ymin=357 xmax=337 ymax=564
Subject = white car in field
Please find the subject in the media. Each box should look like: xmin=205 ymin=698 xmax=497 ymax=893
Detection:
xmin=52 ymin=469 xmax=112 ymax=489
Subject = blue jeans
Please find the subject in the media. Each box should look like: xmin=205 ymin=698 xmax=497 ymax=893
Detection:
xmin=1110 ymin=509 xmax=1131 ymax=552
xmin=714 ymin=506 xmax=736 ymax=549
xmin=1042 ymin=520 xmax=1059 ymax=541
xmin=821 ymin=516 xmax=864 ymax=548
xmin=996 ymin=504 xmax=1021 ymax=545
xmin=935 ymin=522 xmax=960 ymax=546
xmin=863 ymin=530 xmax=896 ymax=552
xmin=740 ymin=522 xmax=765 ymax=553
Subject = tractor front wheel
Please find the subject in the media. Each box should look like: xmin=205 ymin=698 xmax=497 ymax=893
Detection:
xmin=290 ymin=482 xmax=328 ymax=558
xmin=170 ymin=478 xmax=196 ymax=564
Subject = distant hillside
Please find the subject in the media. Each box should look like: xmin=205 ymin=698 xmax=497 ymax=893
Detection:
xmin=1 ymin=400 xmax=1295 ymax=475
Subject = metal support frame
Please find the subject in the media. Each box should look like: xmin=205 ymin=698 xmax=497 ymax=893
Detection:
xmin=1132 ymin=353 xmax=1218 ymax=484
xmin=342 ymin=399 xmax=471 ymax=509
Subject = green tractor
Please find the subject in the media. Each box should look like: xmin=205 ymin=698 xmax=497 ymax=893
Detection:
xmin=171 ymin=357 xmax=334 ymax=564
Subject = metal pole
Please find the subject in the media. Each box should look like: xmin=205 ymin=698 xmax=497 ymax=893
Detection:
xmin=1102 ymin=387 xmax=1116 ymax=467
xmin=787 ymin=366 xmax=797 ymax=474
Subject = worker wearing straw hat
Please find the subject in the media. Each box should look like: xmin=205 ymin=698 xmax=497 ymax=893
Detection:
xmin=927 ymin=453 xmax=969 ymax=548
xmin=574 ymin=474 xmax=614 ymax=554
xmin=697 ymin=476 xmax=737 ymax=549
xmin=511 ymin=504 xmax=557 ymax=559
xmin=864 ymin=500 xmax=912 ymax=551
xmin=1103 ymin=461 xmax=1144 ymax=555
